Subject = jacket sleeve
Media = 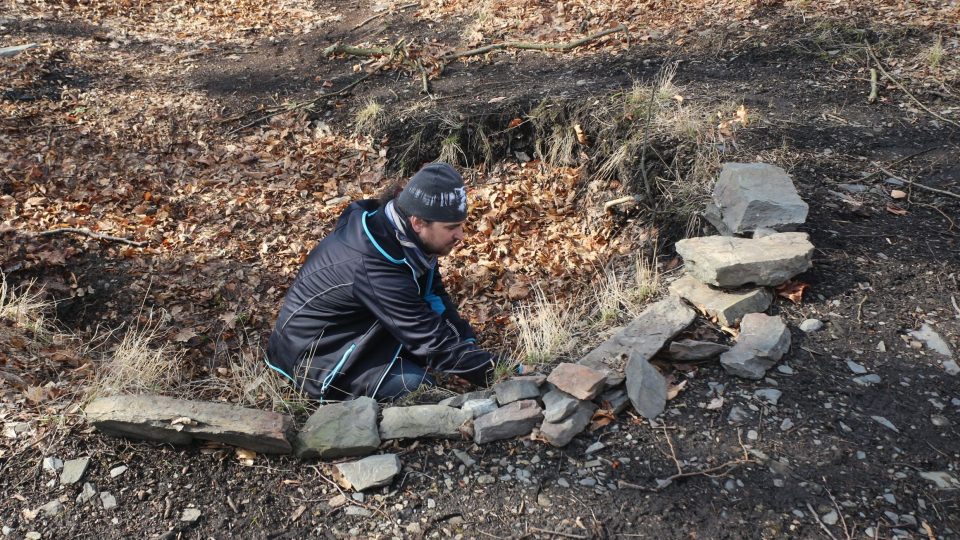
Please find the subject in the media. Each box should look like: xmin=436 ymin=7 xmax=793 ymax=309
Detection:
xmin=354 ymin=257 xmax=493 ymax=384
xmin=432 ymin=267 xmax=477 ymax=341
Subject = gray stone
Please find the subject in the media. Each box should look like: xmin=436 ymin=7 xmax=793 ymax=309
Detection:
xmin=853 ymin=374 xmax=881 ymax=386
xmin=379 ymin=404 xmax=471 ymax=440
xmin=669 ymin=274 xmax=773 ymax=326
xmin=42 ymin=456 xmax=63 ymax=474
xmin=675 ymin=233 xmax=814 ymax=287
xmin=461 ymin=398 xmax=498 ymax=419
xmin=542 ymin=389 xmax=580 ymax=423
xmin=598 ymin=387 xmax=630 ymax=415
xmin=60 ymin=457 xmax=90 ymax=485
xmin=625 ymin=352 xmax=667 ymax=420
xmin=109 ymin=465 xmax=127 ymax=478
xmin=180 ymin=508 xmax=202 ymax=523
xmin=439 ymin=389 xmax=495 ymax=408
xmin=451 ymin=449 xmax=475 ymax=468
xmin=666 ymin=338 xmax=732 ymax=362
xmin=546 ymin=363 xmax=606 ymax=401
xmin=585 ymin=442 xmax=605 ymax=454
xmin=919 ymin=471 xmax=959 ymax=490
xmin=493 ymin=379 xmax=541 ymax=405
xmin=39 ymin=500 xmax=64 ymax=517
xmin=334 ymin=454 xmax=401 ymax=491
xmin=799 ymin=319 xmax=823 ymax=332
xmin=77 ymin=482 xmax=97 ymax=504
xmin=822 ymin=510 xmax=839 ymax=526
xmin=720 ymin=313 xmax=791 ymax=379
xmin=780 ymin=418 xmax=794 ymax=431
xmin=99 ymin=492 xmax=117 ymax=510
xmin=709 ymin=162 xmax=809 ymax=233
xmin=871 ymin=415 xmax=899 ymax=433
xmin=754 ymin=388 xmax=782 ymax=405
xmin=539 ymin=401 xmax=597 ymax=447
xmin=474 ymin=400 xmax=543 ymax=444
xmin=85 ymin=395 xmax=293 ymax=454
xmin=295 ymin=398 xmax=380 ymax=459
xmin=752 ymin=227 xmax=779 ymax=239
xmin=909 ymin=324 xmax=958 ymax=375
xmin=846 ymin=360 xmax=867 ymax=374
xmin=580 ymin=296 xmax=695 ymax=383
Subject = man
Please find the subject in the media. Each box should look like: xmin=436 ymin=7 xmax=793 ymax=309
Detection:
xmin=266 ymin=162 xmax=495 ymax=401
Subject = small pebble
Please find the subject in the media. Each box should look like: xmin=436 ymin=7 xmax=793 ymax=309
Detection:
xmin=800 ymin=319 xmax=823 ymax=332
xmin=822 ymin=510 xmax=838 ymax=525
xmin=747 ymin=430 xmax=759 ymax=441
xmin=846 ymin=360 xmax=867 ymax=374
xmin=578 ymin=478 xmax=597 ymax=487
xmin=180 ymin=508 xmax=202 ymax=523
xmin=109 ymin=466 xmax=128 ymax=478
xmin=776 ymin=365 xmax=795 ymax=375
xmin=99 ymin=492 xmax=117 ymax=511
xmin=557 ymin=478 xmax=569 ymax=488
xmin=780 ymin=418 xmax=794 ymax=431
xmin=931 ymin=415 xmax=950 ymax=427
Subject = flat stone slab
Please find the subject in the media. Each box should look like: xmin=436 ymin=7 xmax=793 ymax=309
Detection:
xmin=379 ymin=404 xmax=471 ymax=440
xmin=462 ymin=398 xmax=498 ymax=418
xmin=85 ymin=395 xmax=293 ymax=454
xmin=720 ymin=313 xmax=792 ymax=379
xmin=675 ymin=233 xmax=814 ymax=287
xmin=668 ymin=274 xmax=773 ymax=326
xmin=667 ymin=339 xmax=731 ymax=362
xmin=709 ymin=162 xmax=809 ymax=234
xmin=539 ymin=401 xmax=597 ymax=447
xmin=599 ymin=387 xmax=631 ymax=415
xmin=542 ymin=389 xmax=580 ymax=423
xmin=493 ymin=378 xmax=541 ymax=405
xmin=474 ymin=400 xmax=543 ymax=444
xmin=334 ymin=454 xmax=401 ymax=491
xmin=909 ymin=324 xmax=958 ymax=375
xmin=295 ymin=397 xmax=380 ymax=460
xmin=60 ymin=457 xmax=90 ymax=485
xmin=546 ymin=363 xmax=606 ymax=401
xmin=439 ymin=389 xmax=495 ymax=408
xmin=579 ymin=295 xmax=695 ymax=378
xmin=625 ymin=352 xmax=668 ymax=419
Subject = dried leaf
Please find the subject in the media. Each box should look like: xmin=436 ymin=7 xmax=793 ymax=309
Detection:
xmin=507 ymin=118 xmax=523 ymax=129
xmin=173 ymin=328 xmax=198 ymax=343
xmin=236 ymin=448 xmax=257 ymax=465
xmin=23 ymin=386 xmax=47 ymax=404
xmin=776 ymin=280 xmax=808 ymax=304
xmin=589 ymin=408 xmax=616 ymax=431
xmin=666 ymin=379 xmax=687 ymax=400
xmin=886 ymin=203 xmax=908 ymax=216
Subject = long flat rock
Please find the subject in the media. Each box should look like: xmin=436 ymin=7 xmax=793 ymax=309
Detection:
xmin=85 ymin=394 xmax=293 ymax=454
xmin=669 ymin=274 xmax=772 ymax=326
xmin=675 ymin=233 xmax=814 ymax=287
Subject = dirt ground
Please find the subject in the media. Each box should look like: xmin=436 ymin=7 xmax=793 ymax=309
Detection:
xmin=2 ymin=1 xmax=959 ymax=538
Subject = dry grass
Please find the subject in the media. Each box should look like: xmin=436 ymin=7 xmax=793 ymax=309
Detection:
xmin=925 ymin=34 xmax=944 ymax=72
xmin=0 ymin=274 xmax=52 ymax=336
xmin=511 ymin=284 xmax=580 ymax=368
xmin=438 ymin=133 xmax=467 ymax=166
xmin=354 ymin=99 xmax=385 ymax=135
xmin=592 ymin=250 xmax=661 ymax=326
xmin=88 ymin=314 xmax=184 ymax=399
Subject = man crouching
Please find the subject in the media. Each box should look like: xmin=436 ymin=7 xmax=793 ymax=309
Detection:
xmin=266 ymin=162 xmax=495 ymax=401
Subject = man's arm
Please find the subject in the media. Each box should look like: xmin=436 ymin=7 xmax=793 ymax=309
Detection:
xmin=431 ymin=267 xmax=477 ymax=341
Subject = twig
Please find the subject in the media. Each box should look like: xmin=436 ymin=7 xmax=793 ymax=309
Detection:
xmin=867 ymin=68 xmax=878 ymax=103
xmin=915 ymin=202 xmax=956 ymax=232
xmin=856 ymin=295 xmax=868 ymax=322
xmin=352 ymin=2 xmax=419 ymax=30
xmin=226 ymin=74 xmax=370 ymax=135
xmin=921 ymin=521 xmax=936 ymax=540
xmin=854 ymin=146 xmax=939 ymax=183
xmin=639 ymin=79 xmax=656 ymax=209
xmin=876 ymin=165 xmax=960 ymax=200
xmin=866 ymin=44 xmax=960 ymax=128
xmin=806 ymin=502 xmax=840 ymax=540
xmin=662 ymin=425 xmax=683 ymax=475
xmin=441 ymin=24 xmax=628 ymax=62
xmin=527 ymin=527 xmax=587 ymax=539
xmin=603 ymin=196 xmax=637 ymax=212
xmin=37 ymin=227 xmax=147 ymax=247
xmin=823 ymin=480 xmax=852 ymax=540
xmin=617 ymin=457 xmax=752 ymax=492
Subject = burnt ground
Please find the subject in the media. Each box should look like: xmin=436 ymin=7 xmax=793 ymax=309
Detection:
xmin=2 ymin=2 xmax=960 ymax=539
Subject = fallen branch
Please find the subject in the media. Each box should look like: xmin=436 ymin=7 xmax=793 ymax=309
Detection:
xmin=867 ymin=68 xmax=878 ymax=103
xmin=226 ymin=74 xmax=370 ymax=135
xmin=876 ymin=165 xmax=960 ymax=200
xmin=527 ymin=527 xmax=587 ymax=539
xmin=37 ymin=227 xmax=147 ymax=247
xmin=442 ymin=24 xmax=628 ymax=62
xmin=617 ymin=457 xmax=752 ymax=492
xmin=352 ymin=2 xmax=418 ymax=30
xmin=0 ymin=43 xmax=38 ymax=57
xmin=866 ymin=44 xmax=959 ymax=128
xmin=806 ymin=502 xmax=840 ymax=540
xmin=603 ymin=196 xmax=637 ymax=213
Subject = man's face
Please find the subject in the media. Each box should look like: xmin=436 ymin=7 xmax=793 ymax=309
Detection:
xmin=410 ymin=216 xmax=465 ymax=256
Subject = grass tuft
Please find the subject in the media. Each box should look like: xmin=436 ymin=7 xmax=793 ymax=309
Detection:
xmin=511 ymin=284 xmax=579 ymax=368
xmin=592 ymin=250 xmax=661 ymax=325
xmin=354 ymin=100 xmax=384 ymax=135
xmin=89 ymin=314 xmax=183 ymax=399
xmin=0 ymin=274 xmax=52 ymax=336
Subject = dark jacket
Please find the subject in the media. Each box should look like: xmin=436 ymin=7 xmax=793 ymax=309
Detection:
xmin=266 ymin=199 xmax=493 ymax=400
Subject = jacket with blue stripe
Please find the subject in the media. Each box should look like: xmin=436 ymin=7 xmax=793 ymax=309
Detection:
xmin=266 ymin=199 xmax=493 ymax=400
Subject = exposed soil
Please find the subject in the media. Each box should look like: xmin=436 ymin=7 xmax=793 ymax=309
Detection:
xmin=2 ymin=1 xmax=959 ymax=539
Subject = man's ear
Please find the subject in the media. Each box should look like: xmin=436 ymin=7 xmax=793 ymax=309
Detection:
xmin=409 ymin=215 xmax=426 ymax=234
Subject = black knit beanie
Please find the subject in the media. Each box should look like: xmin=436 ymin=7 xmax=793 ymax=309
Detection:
xmin=395 ymin=163 xmax=468 ymax=222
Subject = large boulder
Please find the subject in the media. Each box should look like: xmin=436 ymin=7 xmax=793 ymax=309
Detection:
xmin=295 ymin=398 xmax=380 ymax=459
xmin=675 ymin=233 xmax=814 ymax=287
xmin=720 ymin=313 xmax=792 ymax=379
xmin=705 ymin=162 xmax=808 ymax=234
xmin=85 ymin=394 xmax=293 ymax=454
xmin=668 ymin=274 xmax=773 ymax=326
xmin=379 ymin=405 xmax=472 ymax=440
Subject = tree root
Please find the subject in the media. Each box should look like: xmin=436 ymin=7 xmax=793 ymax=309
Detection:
xmin=38 ymin=227 xmax=147 ymax=247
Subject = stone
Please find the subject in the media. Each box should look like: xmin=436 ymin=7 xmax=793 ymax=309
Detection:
xmin=333 ymin=454 xmax=401 ymax=491
xmin=666 ymin=339 xmax=732 ymax=362
xmin=379 ymin=404 xmax=471 ymax=440
xmin=675 ymin=233 xmax=814 ymax=287
xmin=99 ymin=492 xmax=117 ymax=510
xmin=39 ymin=500 xmax=64 ymax=517
xmin=754 ymin=389 xmax=782 ymax=405
xmin=438 ymin=389 xmax=495 ymax=408
xmin=626 ymin=352 xmax=668 ymax=420
xmin=585 ymin=442 xmax=605 ymax=454
xmin=846 ymin=360 xmax=867 ymax=374
xmin=344 ymin=506 xmax=372 ymax=517
xmin=853 ymin=374 xmax=881 ymax=386
xmin=909 ymin=324 xmax=958 ymax=375
xmin=919 ymin=471 xmax=959 ymax=490
xmin=85 ymin=395 xmax=293 ymax=454
xmin=539 ymin=401 xmax=597 ymax=447
xmin=546 ymin=363 xmax=607 ymax=401
xmin=728 ymin=406 xmax=751 ymax=423
xmin=451 ymin=449 xmax=475 ymax=468
xmin=493 ymin=379 xmax=541 ymax=405
xmin=708 ymin=162 xmax=809 ymax=234
xmin=822 ymin=510 xmax=838 ymax=525
xmin=541 ymin=389 xmax=580 ymax=423
xmin=799 ymin=319 xmax=823 ymax=332
xmin=720 ymin=313 xmax=791 ymax=379
xmin=60 ymin=457 xmax=90 ymax=485
xmin=669 ymin=275 xmax=773 ymax=326
xmin=42 ymin=456 xmax=63 ymax=474
xmin=598 ymin=387 xmax=630 ymax=415
xmin=473 ymin=400 xmax=543 ymax=444
xmin=180 ymin=508 xmax=202 ymax=523
xmin=580 ymin=296 xmax=695 ymax=386
xmin=26 ymin=533 xmax=40 ymax=540
xmin=780 ymin=418 xmax=794 ymax=431
xmin=109 ymin=465 xmax=127 ymax=478
xmin=871 ymin=415 xmax=899 ymax=433
xmin=77 ymin=482 xmax=97 ymax=504
xmin=295 ymin=397 xmax=380 ymax=459
xmin=461 ymin=398 xmax=498 ymax=419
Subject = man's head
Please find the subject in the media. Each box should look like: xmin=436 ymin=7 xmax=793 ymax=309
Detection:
xmin=396 ymin=163 xmax=468 ymax=256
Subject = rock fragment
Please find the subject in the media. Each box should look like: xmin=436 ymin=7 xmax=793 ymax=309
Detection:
xmin=493 ymin=378 xmax=541 ymax=405
xmin=720 ymin=313 xmax=791 ymax=379
xmin=333 ymin=454 xmax=401 ymax=491
xmin=180 ymin=508 xmax=202 ymax=523
xmin=666 ymin=339 xmax=731 ymax=362
xmin=668 ymin=275 xmax=773 ymax=326
xmin=439 ymin=389 xmax=495 ymax=408
xmin=60 ymin=457 xmax=90 ymax=485
xmin=675 ymin=233 xmax=814 ymax=287
xmin=99 ymin=492 xmax=117 ymax=510
xmin=473 ymin=400 xmax=543 ymax=444
xmin=909 ymin=324 xmax=958 ymax=375
xmin=379 ymin=404 xmax=471 ymax=440
xmin=42 ymin=457 xmax=63 ymax=475
xmin=539 ymin=401 xmax=597 ymax=447
xmin=39 ymin=500 xmax=64 ymax=517
xmin=295 ymin=397 xmax=380 ymax=459
xmin=461 ymin=398 xmax=498 ymax=419
xmin=799 ymin=319 xmax=823 ymax=332
xmin=706 ymin=162 xmax=809 ymax=234
xmin=546 ymin=363 xmax=607 ymax=401
xmin=542 ymin=389 xmax=580 ymax=423
xmin=625 ymin=352 xmax=668 ymax=420
xmin=598 ymin=387 xmax=631 ymax=415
